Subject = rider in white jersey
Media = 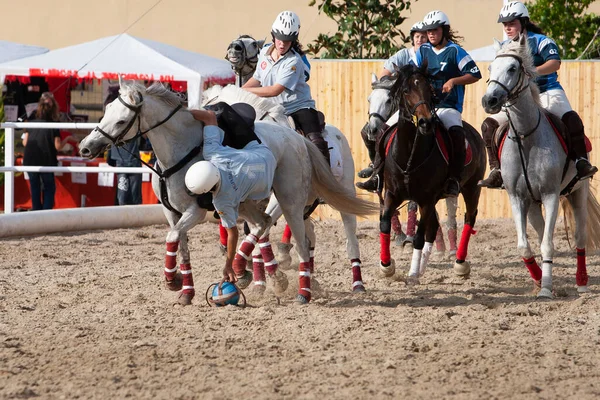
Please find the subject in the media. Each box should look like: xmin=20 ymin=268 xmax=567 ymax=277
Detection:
xmin=243 ymin=10 xmax=330 ymax=164
xmin=478 ymin=1 xmax=597 ymax=188
xmin=185 ymin=109 xmax=277 ymax=281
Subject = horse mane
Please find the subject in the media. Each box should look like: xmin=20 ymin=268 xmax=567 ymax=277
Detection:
xmin=202 ymin=84 xmax=287 ymax=119
xmin=372 ymin=73 xmax=397 ymax=90
xmin=497 ymin=38 xmax=541 ymax=105
xmin=120 ymin=81 xmax=186 ymax=109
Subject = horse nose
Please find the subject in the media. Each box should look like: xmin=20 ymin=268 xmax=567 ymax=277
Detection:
xmin=484 ymin=95 xmax=499 ymax=109
xmin=233 ymin=44 xmax=242 ymax=51
xmin=80 ymin=147 xmax=90 ymax=157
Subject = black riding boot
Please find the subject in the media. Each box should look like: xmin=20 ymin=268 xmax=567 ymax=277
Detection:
xmin=443 ymin=126 xmax=466 ymax=198
xmin=478 ymin=117 xmax=504 ymax=188
xmin=356 ymin=151 xmax=384 ymax=192
xmin=307 ymin=131 xmax=331 ymax=166
xmin=562 ymin=111 xmax=598 ymax=179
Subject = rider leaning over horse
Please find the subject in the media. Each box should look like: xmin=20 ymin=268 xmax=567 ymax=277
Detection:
xmin=478 ymin=1 xmax=598 ymax=189
xmin=242 ymin=11 xmax=330 ymax=164
xmin=184 ymin=109 xmax=277 ymax=282
xmin=358 ymin=10 xmax=481 ymax=198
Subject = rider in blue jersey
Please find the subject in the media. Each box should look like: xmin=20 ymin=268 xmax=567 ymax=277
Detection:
xmin=417 ymin=10 xmax=481 ymax=197
xmin=243 ymin=11 xmax=330 ymax=165
xmin=478 ymin=1 xmax=597 ymax=188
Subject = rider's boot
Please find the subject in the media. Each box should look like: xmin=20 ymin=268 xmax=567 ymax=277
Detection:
xmin=358 ymin=123 xmax=376 ymax=178
xmin=562 ymin=111 xmax=598 ymax=180
xmin=356 ymin=150 xmax=384 ymax=192
xmin=478 ymin=117 xmax=504 ymax=189
xmin=443 ymin=126 xmax=466 ymax=198
xmin=307 ymin=131 xmax=331 ymax=166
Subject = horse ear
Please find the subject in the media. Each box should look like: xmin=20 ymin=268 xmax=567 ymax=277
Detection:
xmin=493 ymin=38 xmax=502 ymax=52
xmin=371 ymin=73 xmax=378 ymax=84
xmin=118 ymin=75 xmax=123 ymax=87
xmin=519 ymin=33 xmax=527 ymax=46
xmin=257 ymin=38 xmax=265 ymax=49
xmin=420 ymin=58 xmax=429 ymax=73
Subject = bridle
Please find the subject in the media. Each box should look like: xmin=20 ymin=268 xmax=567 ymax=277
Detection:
xmin=396 ymin=71 xmax=436 ymax=136
xmin=487 ymin=54 xmax=531 ymax=107
xmin=226 ymin=38 xmax=259 ymax=86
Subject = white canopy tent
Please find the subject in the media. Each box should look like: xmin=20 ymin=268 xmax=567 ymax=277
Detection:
xmin=468 ymin=45 xmax=497 ymax=62
xmin=0 ymin=34 xmax=234 ymax=108
xmin=0 ymin=40 xmax=48 ymax=63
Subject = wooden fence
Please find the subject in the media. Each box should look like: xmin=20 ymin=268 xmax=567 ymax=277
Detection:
xmin=309 ymin=60 xmax=600 ymax=221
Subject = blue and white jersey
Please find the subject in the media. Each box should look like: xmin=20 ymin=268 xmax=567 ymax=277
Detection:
xmin=202 ymin=125 xmax=277 ymax=228
xmin=253 ymin=45 xmax=316 ymax=115
xmin=384 ymin=47 xmax=417 ymax=73
xmin=415 ymin=41 xmax=482 ymax=113
xmin=503 ymin=33 xmax=562 ymax=93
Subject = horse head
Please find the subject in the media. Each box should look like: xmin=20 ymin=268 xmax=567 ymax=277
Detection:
xmin=482 ymin=35 xmax=539 ymax=114
xmin=226 ymin=35 xmax=265 ymax=73
xmin=390 ymin=63 xmax=436 ymax=135
xmin=366 ymin=73 xmax=396 ymax=138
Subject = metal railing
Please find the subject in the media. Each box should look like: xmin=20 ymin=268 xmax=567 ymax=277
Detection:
xmin=1 ymin=122 xmax=153 ymax=214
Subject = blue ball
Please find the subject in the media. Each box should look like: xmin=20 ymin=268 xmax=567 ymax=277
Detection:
xmin=211 ymin=282 xmax=240 ymax=306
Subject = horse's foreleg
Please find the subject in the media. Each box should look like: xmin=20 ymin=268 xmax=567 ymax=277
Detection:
xmin=446 ymin=197 xmax=458 ymax=256
xmin=267 ymin=196 xmax=294 ymax=269
xmin=280 ymin=205 xmax=311 ymax=303
xmin=537 ymin=194 xmax=560 ymax=298
xmin=452 ymin=188 xmax=479 ymax=278
xmin=379 ymin=193 xmax=400 ymax=278
xmin=341 ymin=212 xmax=365 ymax=293
xmin=408 ymin=204 xmax=437 ymax=283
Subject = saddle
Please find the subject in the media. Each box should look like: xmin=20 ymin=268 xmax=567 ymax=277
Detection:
xmin=494 ymin=111 xmax=591 ymax=163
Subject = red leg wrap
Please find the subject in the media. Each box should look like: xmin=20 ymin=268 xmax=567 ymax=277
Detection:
xmin=435 ymin=227 xmax=446 ymax=252
xmin=281 ymin=224 xmax=292 ymax=244
xmin=259 ymin=235 xmax=278 ymax=275
xmin=232 ymin=234 xmax=257 ymax=276
xmin=380 ymin=233 xmax=391 ymax=265
xmin=391 ymin=210 xmax=402 ymax=235
xmin=351 ymin=258 xmax=364 ymax=289
xmin=448 ymin=228 xmax=458 ymax=252
xmin=456 ymin=224 xmax=476 ymax=262
xmin=406 ymin=206 xmax=417 ymax=237
xmin=576 ymin=248 xmax=588 ymax=286
xmin=252 ymin=254 xmax=266 ymax=284
xmin=180 ymin=263 xmax=194 ymax=294
xmin=298 ymin=261 xmax=311 ymax=302
xmin=523 ymin=257 xmax=542 ymax=282
xmin=219 ymin=223 xmax=228 ymax=246
xmin=164 ymin=241 xmax=179 ymax=280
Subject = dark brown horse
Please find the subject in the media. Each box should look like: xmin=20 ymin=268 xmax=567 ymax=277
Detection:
xmin=378 ymin=64 xmax=486 ymax=284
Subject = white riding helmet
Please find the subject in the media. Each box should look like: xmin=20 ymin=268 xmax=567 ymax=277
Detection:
xmin=185 ymin=161 xmax=221 ymax=195
xmin=422 ymin=10 xmax=450 ymax=30
xmin=498 ymin=1 xmax=529 ymax=23
xmin=271 ymin=11 xmax=301 ymax=41
xmin=410 ymin=21 xmax=426 ymax=33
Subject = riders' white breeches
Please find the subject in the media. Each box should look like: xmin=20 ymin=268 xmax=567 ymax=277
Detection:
xmin=488 ymin=89 xmax=574 ymax=125
xmin=436 ymin=108 xmax=463 ymax=130
xmin=386 ymin=110 xmax=400 ymax=126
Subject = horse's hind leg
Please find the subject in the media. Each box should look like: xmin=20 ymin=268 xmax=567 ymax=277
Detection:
xmin=524 ymin=204 xmax=544 ymax=290
xmin=446 ymin=197 xmax=458 ymax=257
xmin=341 ymin=212 xmax=365 ymax=293
xmin=568 ymin=183 xmax=590 ymax=293
xmin=279 ymin=204 xmax=312 ymax=303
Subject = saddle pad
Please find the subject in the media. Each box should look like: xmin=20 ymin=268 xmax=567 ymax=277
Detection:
xmin=323 ymin=129 xmax=343 ymax=182
xmin=435 ymin=128 xmax=473 ymax=166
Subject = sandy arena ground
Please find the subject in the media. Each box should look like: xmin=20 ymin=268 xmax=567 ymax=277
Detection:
xmin=1 ymin=217 xmax=600 ymax=399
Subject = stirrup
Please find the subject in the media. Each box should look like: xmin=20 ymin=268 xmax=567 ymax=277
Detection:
xmin=576 ymin=159 xmax=598 ymax=180
xmin=477 ymin=168 xmax=504 ymax=189
xmin=356 ymin=175 xmax=380 ymax=193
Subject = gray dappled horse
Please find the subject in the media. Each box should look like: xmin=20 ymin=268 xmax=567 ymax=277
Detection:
xmin=79 ymin=81 xmax=377 ymax=305
xmin=225 ymin=35 xmax=265 ymax=87
xmin=482 ymin=36 xmax=600 ymax=298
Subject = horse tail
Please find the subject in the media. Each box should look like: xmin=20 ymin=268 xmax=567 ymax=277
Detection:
xmin=304 ymin=138 xmax=379 ymax=217
xmin=561 ymin=189 xmax=600 ymax=252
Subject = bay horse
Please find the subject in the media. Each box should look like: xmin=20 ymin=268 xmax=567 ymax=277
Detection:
xmin=79 ymin=81 xmax=377 ymax=305
xmin=482 ymin=36 xmax=600 ymax=298
xmin=379 ymin=64 xmax=486 ymax=284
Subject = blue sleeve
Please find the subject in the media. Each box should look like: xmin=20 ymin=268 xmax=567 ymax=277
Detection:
xmin=202 ymin=125 xmax=225 ymax=160
xmin=276 ymin=57 xmax=302 ymax=91
xmin=538 ymin=37 xmax=561 ymax=62
xmin=414 ymin=46 xmax=423 ymax=67
xmin=456 ymin=47 xmax=482 ymax=78
xmin=301 ymin=54 xmax=311 ymax=81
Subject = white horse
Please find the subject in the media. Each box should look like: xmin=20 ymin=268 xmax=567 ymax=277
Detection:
xmin=79 ymin=81 xmax=377 ymax=305
xmin=203 ymin=84 xmax=369 ymax=293
xmin=482 ymin=36 xmax=600 ymax=298
xmin=367 ymin=73 xmax=459 ymax=256
xmin=225 ymin=35 xmax=265 ymax=87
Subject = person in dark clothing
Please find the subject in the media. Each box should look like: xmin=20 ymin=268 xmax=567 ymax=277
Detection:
xmin=22 ymin=92 xmax=71 ymax=210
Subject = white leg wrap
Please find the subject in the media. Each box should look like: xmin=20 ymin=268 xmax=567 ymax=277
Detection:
xmin=253 ymin=280 xmax=266 ymax=286
xmin=164 ymin=266 xmax=178 ymax=273
xmin=542 ymin=262 xmax=552 ymax=289
xmin=408 ymin=249 xmax=422 ymax=277
xmin=420 ymin=242 xmax=433 ymax=276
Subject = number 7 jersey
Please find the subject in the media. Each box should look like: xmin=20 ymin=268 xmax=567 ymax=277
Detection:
xmin=414 ymin=41 xmax=481 ymax=113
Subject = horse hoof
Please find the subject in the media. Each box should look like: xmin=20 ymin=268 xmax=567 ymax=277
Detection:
xmin=295 ymin=294 xmax=310 ymax=304
xmin=453 ymin=260 xmax=471 ymax=278
xmin=394 ymin=233 xmax=407 ymax=246
xmin=268 ymin=270 xmax=289 ymax=295
xmin=276 ymin=243 xmax=294 ymax=270
xmin=447 ymin=250 xmax=457 ymax=260
xmin=403 ymin=242 xmax=414 ymax=254
xmin=406 ymin=275 xmax=420 ymax=286
xmin=537 ymin=288 xmax=553 ymax=299
xmin=379 ymin=260 xmax=396 ymax=278
xmin=251 ymin=283 xmax=266 ymax=296
xmin=577 ymin=285 xmax=589 ymax=294
xmin=236 ymin=270 xmax=253 ymax=289
xmin=352 ymin=282 xmax=366 ymax=293
xmin=177 ymin=291 xmax=194 ymax=306
xmin=165 ymin=272 xmax=183 ymax=291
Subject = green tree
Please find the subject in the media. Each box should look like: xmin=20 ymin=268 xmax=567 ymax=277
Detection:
xmin=525 ymin=0 xmax=600 ymax=59
xmin=306 ymin=0 xmax=416 ymax=59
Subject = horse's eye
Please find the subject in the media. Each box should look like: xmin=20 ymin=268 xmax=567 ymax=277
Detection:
xmin=116 ymin=120 xmax=125 ymax=126
xmin=488 ymin=65 xmax=492 ymax=72
xmin=252 ymin=42 xmax=257 ymax=48
xmin=508 ymin=66 xmax=517 ymax=73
